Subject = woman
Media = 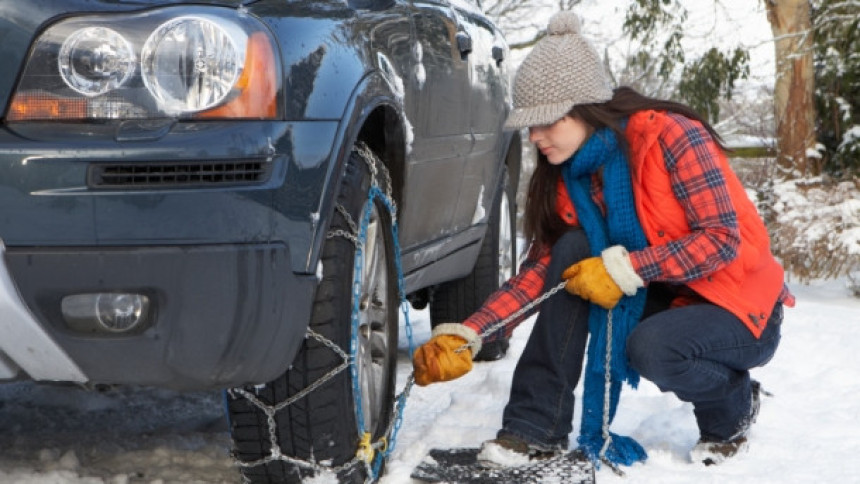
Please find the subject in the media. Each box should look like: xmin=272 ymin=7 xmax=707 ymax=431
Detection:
xmin=411 ymin=11 xmax=794 ymax=468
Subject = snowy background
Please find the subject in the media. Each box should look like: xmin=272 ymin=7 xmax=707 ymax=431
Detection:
xmin=1 ymin=277 xmax=859 ymax=483
xmin=515 ymin=0 xmax=777 ymax=97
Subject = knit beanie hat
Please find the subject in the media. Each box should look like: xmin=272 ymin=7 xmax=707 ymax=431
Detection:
xmin=504 ymin=11 xmax=613 ymax=130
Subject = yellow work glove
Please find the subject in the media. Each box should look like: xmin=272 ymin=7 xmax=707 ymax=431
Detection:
xmin=412 ymin=323 xmax=481 ymax=386
xmin=561 ymin=246 xmax=645 ymax=310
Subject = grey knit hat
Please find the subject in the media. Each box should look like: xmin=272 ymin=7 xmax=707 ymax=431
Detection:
xmin=505 ymin=11 xmax=613 ymax=130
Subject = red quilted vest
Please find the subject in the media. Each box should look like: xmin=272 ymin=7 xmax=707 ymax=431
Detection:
xmin=556 ymin=111 xmax=784 ymax=337
xmin=626 ymin=110 xmax=784 ymax=337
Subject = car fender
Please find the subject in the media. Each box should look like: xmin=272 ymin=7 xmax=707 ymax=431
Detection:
xmin=254 ymin=4 xmax=372 ymax=121
xmin=299 ymin=69 xmax=408 ymax=274
xmin=251 ymin=5 xmax=412 ymax=273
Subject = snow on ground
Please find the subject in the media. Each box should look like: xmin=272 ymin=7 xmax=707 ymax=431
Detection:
xmin=0 ymin=384 xmax=234 ymax=483
xmin=1 ymin=278 xmax=859 ymax=483
xmin=382 ymin=277 xmax=860 ymax=484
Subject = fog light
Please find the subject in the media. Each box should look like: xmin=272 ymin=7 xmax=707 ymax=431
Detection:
xmin=62 ymin=293 xmax=151 ymax=334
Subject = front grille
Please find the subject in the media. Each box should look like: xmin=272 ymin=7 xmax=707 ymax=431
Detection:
xmin=89 ymin=160 xmax=271 ymax=189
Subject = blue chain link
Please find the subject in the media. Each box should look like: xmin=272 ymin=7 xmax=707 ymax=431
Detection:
xmin=348 ymin=196 xmax=369 ymax=435
xmin=348 ymin=183 xmax=415 ymax=481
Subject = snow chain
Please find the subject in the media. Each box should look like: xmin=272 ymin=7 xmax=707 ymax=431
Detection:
xmin=454 ymin=281 xmax=567 ymax=354
xmin=228 ymin=142 xmax=415 ymax=483
xmin=599 ymin=310 xmax=625 ymax=477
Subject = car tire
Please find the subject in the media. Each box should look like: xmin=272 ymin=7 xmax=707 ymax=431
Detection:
xmin=226 ymin=145 xmax=399 ymax=483
xmin=430 ymin=165 xmax=517 ymax=361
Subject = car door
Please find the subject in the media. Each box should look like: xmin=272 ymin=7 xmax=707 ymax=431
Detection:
xmin=448 ymin=0 xmax=511 ymax=232
xmin=398 ymin=0 xmax=474 ymax=248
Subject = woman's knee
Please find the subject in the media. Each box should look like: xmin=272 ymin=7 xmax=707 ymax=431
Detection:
xmin=626 ymin=321 xmax=678 ymax=380
xmin=550 ymin=230 xmax=591 ymax=266
xmin=625 ymin=325 xmax=653 ymax=375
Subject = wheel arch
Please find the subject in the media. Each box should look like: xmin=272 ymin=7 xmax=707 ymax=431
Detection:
xmin=306 ymin=71 xmax=408 ymax=274
xmin=354 ymin=104 xmax=406 ymax=213
xmin=483 ymin=130 xmax=522 ymax=227
xmin=504 ymin=130 xmax=523 ymax=193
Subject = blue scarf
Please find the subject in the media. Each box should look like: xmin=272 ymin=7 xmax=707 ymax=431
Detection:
xmin=561 ymin=125 xmax=648 ymax=467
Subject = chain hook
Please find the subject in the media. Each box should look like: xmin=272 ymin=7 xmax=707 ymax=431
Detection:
xmin=356 ymin=432 xmax=376 ymax=463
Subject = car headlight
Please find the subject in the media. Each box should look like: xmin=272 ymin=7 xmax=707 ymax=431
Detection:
xmin=8 ymin=7 xmax=281 ymax=121
xmin=142 ymin=17 xmax=241 ymax=114
xmin=58 ymin=27 xmax=136 ymax=97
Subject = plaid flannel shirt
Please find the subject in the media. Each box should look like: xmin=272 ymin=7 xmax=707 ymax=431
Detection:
xmin=463 ymin=113 xmax=794 ymax=339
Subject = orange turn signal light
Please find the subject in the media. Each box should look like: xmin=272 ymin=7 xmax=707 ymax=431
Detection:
xmin=196 ymin=32 xmax=279 ymax=119
xmin=7 ymin=92 xmax=88 ymax=121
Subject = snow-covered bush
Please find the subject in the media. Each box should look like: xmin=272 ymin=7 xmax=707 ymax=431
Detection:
xmin=767 ymin=177 xmax=860 ymax=282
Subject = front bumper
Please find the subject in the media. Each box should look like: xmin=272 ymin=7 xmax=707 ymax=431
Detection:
xmin=0 ymin=120 xmax=341 ymax=389
xmin=0 ymin=241 xmax=86 ymax=382
xmin=0 ymin=120 xmax=340 ymax=274
xmin=1 ymin=241 xmax=317 ymax=390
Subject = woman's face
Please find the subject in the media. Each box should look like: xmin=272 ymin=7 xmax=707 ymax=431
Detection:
xmin=528 ymin=115 xmax=592 ymax=165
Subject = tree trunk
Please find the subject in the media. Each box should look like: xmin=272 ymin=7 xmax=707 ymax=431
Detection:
xmin=765 ymin=0 xmax=817 ymax=178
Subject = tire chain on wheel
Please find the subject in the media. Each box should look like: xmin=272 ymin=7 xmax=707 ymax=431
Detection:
xmin=226 ymin=142 xmax=410 ymax=483
xmin=227 ymin=142 xmax=562 ymax=482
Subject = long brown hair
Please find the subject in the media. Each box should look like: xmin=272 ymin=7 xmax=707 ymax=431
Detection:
xmin=522 ymin=86 xmax=727 ymax=248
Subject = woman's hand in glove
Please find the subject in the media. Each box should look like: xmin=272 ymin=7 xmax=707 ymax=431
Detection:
xmin=561 ymin=246 xmax=645 ymax=310
xmin=412 ymin=334 xmax=472 ymax=386
xmin=412 ymin=323 xmax=482 ymax=386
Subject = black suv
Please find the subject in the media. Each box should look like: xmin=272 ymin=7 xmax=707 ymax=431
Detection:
xmin=0 ymin=0 xmax=519 ymax=481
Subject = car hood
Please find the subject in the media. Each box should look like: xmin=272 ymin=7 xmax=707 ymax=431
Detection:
xmin=0 ymin=0 xmax=258 ymax=118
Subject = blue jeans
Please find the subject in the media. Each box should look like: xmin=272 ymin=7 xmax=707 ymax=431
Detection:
xmin=627 ymin=301 xmax=782 ymax=441
xmin=500 ymin=229 xmax=782 ymax=446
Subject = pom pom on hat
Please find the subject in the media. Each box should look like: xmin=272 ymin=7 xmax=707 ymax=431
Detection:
xmin=505 ymin=11 xmax=613 ymax=130
xmin=547 ymin=10 xmax=582 ymax=36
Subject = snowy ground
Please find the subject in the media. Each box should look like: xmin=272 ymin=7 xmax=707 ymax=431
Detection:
xmin=382 ymin=278 xmax=860 ymax=484
xmin=1 ymin=277 xmax=858 ymax=484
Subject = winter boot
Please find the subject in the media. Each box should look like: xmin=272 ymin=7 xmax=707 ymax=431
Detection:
xmin=477 ymin=433 xmax=565 ymax=466
xmin=690 ymin=379 xmax=765 ymax=466
xmin=690 ymin=435 xmax=749 ymax=466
